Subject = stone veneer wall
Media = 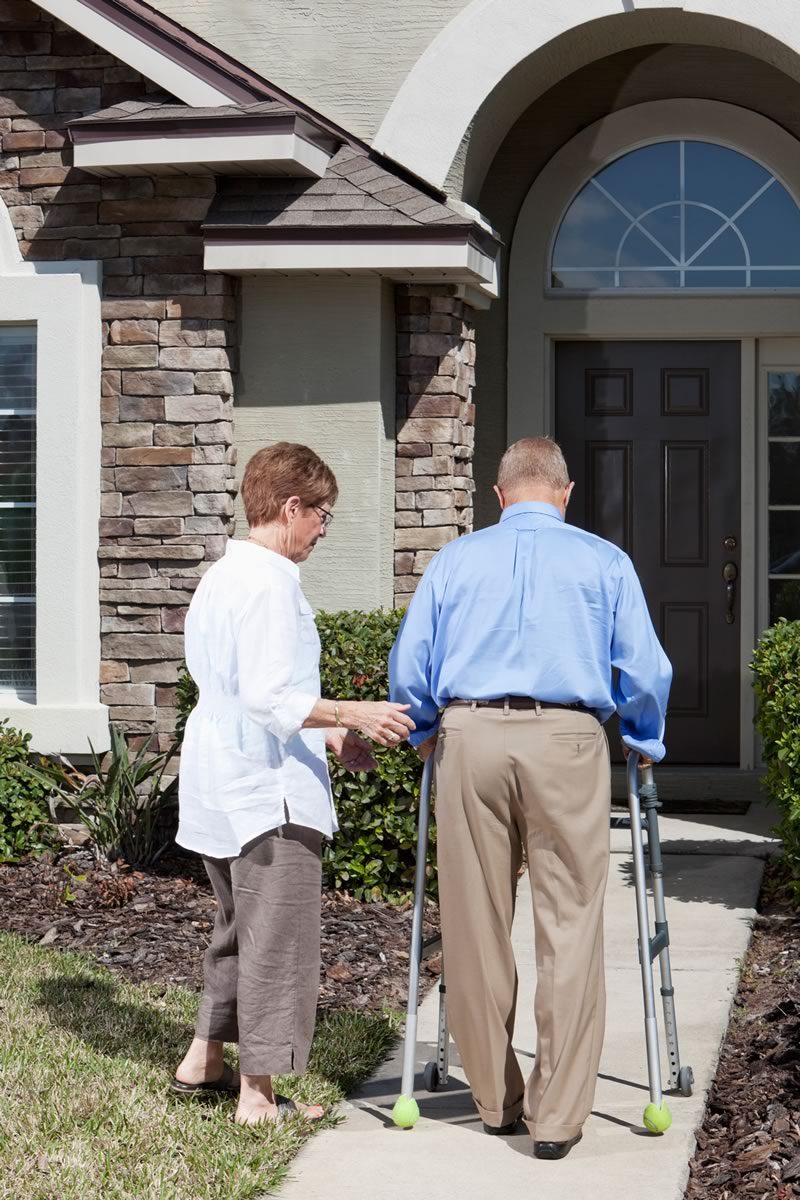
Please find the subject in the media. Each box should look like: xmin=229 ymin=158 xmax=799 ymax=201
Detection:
xmin=1 ymin=0 xmax=236 ymax=749
xmin=394 ymin=284 xmax=476 ymax=606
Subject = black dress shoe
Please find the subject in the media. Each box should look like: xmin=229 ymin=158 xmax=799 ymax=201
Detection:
xmin=533 ymin=1133 xmax=582 ymax=1160
xmin=483 ymin=1117 xmax=521 ymax=1136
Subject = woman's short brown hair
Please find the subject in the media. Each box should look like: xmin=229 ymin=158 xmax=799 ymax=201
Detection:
xmin=241 ymin=442 xmax=339 ymax=527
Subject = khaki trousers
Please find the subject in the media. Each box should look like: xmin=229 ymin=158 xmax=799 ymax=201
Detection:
xmin=194 ymin=822 xmax=322 ymax=1076
xmin=435 ymin=704 xmax=611 ymax=1142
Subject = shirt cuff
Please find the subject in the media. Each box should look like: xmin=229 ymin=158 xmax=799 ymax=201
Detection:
xmin=621 ymin=734 xmax=666 ymax=763
xmin=409 ymin=720 xmax=440 ymax=749
xmin=270 ymin=690 xmax=318 ymax=743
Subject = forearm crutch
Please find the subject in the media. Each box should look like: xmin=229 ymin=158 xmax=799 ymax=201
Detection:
xmin=624 ymin=751 xmax=693 ymax=1132
xmin=392 ymin=755 xmax=442 ymax=1129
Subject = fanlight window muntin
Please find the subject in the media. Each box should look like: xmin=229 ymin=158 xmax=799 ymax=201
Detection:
xmin=551 ymin=140 xmax=800 ymax=291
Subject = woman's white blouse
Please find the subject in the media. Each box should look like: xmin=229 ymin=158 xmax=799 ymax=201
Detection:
xmin=177 ymin=539 xmax=337 ymax=858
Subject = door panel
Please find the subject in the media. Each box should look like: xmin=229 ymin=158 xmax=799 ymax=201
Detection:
xmin=556 ymin=341 xmax=740 ymax=764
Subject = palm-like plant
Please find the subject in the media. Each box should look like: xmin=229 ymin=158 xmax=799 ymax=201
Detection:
xmin=72 ymin=727 xmax=177 ymax=866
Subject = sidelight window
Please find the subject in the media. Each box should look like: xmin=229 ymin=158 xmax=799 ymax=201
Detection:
xmin=552 ymin=140 xmax=800 ymax=290
xmin=767 ymin=372 xmax=800 ymax=623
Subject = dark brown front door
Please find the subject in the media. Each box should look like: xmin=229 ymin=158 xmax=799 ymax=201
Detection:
xmin=556 ymin=341 xmax=741 ymax=764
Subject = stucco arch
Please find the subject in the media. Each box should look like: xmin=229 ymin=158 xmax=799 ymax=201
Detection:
xmin=373 ymin=0 xmax=800 ymax=189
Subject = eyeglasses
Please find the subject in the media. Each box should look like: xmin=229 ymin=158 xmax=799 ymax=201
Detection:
xmin=313 ymin=504 xmax=335 ymax=531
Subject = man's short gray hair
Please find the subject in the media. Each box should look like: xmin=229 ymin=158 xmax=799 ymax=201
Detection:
xmin=497 ymin=437 xmax=570 ymax=494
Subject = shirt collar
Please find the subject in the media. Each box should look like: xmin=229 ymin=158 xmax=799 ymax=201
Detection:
xmin=225 ymin=537 xmax=300 ymax=579
xmin=499 ymin=501 xmax=564 ymax=524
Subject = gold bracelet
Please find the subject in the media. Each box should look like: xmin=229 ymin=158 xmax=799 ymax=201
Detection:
xmin=335 ymin=701 xmax=343 ymax=727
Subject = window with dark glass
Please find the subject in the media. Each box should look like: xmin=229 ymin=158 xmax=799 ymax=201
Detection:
xmin=0 ymin=327 xmax=36 ymax=694
xmin=552 ymin=141 xmax=800 ymax=290
xmin=767 ymin=371 xmax=800 ymax=623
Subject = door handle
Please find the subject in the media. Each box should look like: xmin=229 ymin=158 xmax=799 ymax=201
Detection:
xmin=723 ymin=561 xmax=738 ymax=624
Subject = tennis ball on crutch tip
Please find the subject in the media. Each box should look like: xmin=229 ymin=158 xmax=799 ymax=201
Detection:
xmin=643 ymin=1101 xmax=672 ymax=1134
xmin=391 ymin=1095 xmax=420 ymax=1129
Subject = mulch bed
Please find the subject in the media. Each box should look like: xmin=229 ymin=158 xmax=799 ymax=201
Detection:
xmin=0 ymin=844 xmax=440 ymax=1014
xmin=685 ymin=865 xmax=800 ymax=1200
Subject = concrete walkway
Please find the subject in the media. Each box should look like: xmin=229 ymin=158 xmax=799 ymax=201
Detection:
xmin=278 ymin=796 xmax=780 ymax=1200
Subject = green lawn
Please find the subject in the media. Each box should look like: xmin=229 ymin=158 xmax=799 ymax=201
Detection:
xmin=0 ymin=933 xmax=399 ymax=1200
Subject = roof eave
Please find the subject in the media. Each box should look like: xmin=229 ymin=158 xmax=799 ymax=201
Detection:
xmin=69 ymin=113 xmax=338 ymax=178
xmin=202 ymin=227 xmax=500 ymax=299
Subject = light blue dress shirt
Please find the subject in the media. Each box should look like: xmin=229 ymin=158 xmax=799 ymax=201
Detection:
xmin=389 ymin=502 xmax=672 ymax=761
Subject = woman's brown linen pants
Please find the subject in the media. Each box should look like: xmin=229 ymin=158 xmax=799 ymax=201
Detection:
xmin=434 ymin=703 xmax=611 ymax=1143
xmin=194 ymin=822 xmax=322 ymax=1076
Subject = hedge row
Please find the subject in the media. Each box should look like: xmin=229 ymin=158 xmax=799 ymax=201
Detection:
xmin=752 ymin=618 xmax=800 ymax=896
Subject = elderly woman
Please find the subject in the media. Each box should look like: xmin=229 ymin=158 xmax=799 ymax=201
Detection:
xmin=172 ymin=442 xmax=414 ymax=1125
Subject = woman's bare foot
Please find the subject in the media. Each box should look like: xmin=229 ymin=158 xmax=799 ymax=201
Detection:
xmin=174 ymin=1037 xmax=239 ymax=1088
xmin=235 ymin=1098 xmax=325 ymax=1126
xmin=235 ymin=1072 xmax=324 ymax=1126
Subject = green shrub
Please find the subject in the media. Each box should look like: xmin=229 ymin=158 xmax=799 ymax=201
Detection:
xmin=317 ymin=608 xmax=433 ymax=901
xmin=0 ymin=720 xmax=61 ymax=863
xmin=751 ymin=618 xmax=800 ymax=895
xmin=175 ymin=608 xmax=434 ymax=901
xmin=70 ymin=727 xmax=178 ymax=867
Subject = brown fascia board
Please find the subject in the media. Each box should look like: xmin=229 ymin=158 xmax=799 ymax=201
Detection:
xmin=202 ymin=222 xmax=502 ymax=257
xmin=69 ymin=111 xmax=338 ymax=154
xmin=71 ymin=0 xmax=453 ymax=205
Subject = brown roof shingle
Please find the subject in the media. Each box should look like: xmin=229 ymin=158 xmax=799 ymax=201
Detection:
xmin=206 ymin=146 xmax=474 ymax=233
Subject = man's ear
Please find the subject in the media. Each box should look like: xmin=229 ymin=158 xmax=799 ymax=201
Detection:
xmin=493 ymin=484 xmax=505 ymax=510
xmin=564 ymin=481 xmax=575 ymax=508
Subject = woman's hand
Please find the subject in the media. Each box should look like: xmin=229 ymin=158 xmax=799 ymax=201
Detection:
xmin=325 ymin=730 xmax=377 ymax=772
xmin=304 ymin=700 xmax=413 ymax=745
xmin=342 ymin=701 xmax=415 ymax=747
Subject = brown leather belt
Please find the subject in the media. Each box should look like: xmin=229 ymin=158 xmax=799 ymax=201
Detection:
xmin=448 ymin=697 xmax=596 ymax=716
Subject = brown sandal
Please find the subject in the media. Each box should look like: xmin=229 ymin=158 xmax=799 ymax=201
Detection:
xmin=169 ymin=1062 xmax=239 ymax=1098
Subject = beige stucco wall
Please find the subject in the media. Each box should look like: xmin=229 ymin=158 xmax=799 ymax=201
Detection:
xmin=148 ymin=0 xmax=467 ymax=141
xmin=235 ymin=276 xmax=396 ymax=612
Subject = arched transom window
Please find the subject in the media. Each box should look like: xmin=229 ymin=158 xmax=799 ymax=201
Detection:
xmin=551 ymin=140 xmax=800 ymax=290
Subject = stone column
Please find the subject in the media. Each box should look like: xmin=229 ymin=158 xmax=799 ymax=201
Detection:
xmin=97 ymin=231 xmax=239 ymax=751
xmin=394 ymin=284 xmax=476 ymax=607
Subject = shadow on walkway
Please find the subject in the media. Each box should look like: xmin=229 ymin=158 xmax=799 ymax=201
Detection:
xmin=616 ymin=846 xmax=766 ymax=909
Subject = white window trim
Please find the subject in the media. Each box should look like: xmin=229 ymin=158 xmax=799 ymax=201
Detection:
xmin=0 ymin=200 xmax=108 ymax=753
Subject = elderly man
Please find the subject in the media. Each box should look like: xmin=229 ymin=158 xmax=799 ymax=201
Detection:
xmin=389 ymin=437 xmax=671 ymax=1160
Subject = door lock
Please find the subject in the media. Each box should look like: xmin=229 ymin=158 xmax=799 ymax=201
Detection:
xmin=723 ymin=536 xmax=737 ymax=550
xmin=723 ymin=561 xmax=738 ymax=624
